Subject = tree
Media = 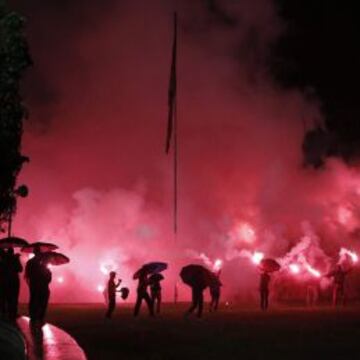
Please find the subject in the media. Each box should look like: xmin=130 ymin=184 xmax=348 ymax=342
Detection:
xmin=0 ymin=1 xmax=32 ymax=234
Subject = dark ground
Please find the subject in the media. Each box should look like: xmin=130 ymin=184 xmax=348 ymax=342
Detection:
xmin=18 ymin=303 xmax=360 ymax=360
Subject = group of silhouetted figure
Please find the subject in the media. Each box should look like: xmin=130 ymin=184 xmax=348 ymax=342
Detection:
xmin=105 ymin=270 xmax=165 ymax=319
xmin=0 ymin=246 xmax=52 ymax=325
xmin=105 ymin=269 xmax=222 ymax=319
xmin=105 ymin=262 xmax=354 ymax=319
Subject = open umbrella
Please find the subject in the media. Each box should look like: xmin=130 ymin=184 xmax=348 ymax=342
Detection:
xmin=149 ymin=273 xmax=164 ymax=283
xmin=133 ymin=262 xmax=168 ymax=279
xmin=39 ymin=251 xmax=70 ymax=266
xmin=0 ymin=236 xmax=28 ymax=249
xmin=118 ymin=287 xmax=130 ymax=300
xmin=21 ymin=242 xmax=58 ymax=253
xmin=180 ymin=264 xmax=212 ymax=289
xmin=259 ymin=258 xmax=281 ymax=273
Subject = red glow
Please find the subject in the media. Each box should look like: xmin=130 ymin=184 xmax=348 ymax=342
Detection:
xmin=57 ymin=276 xmax=64 ymax=284
xmin=252 ymin=251 xmax=264 ymax=265
xmin=339 ymin=247 xmax=358 ymax=264
xmin=99 ymin=259 xmax=118 ymax=275
xmin=337 ymin=206 xmax=352 ymax=225
xmin=235 ymin=222 xmax=256 ymax=244
xmin=12 ymin=0 xmax=360 ymax=304
xmin=304 ymin=263 xmax=321 ymax=278
xmin=289 ymin=263 xmax=300 ymax=274
xmin=213 ymin=259 xmax=223 ymax=272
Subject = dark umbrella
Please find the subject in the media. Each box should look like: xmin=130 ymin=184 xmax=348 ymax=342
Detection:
xmin=149 ymin=273 xmax=164 ymax=283
xmin=133 ymin=262 xmax=168 ymax=279
xmin=39 ymin=251 xmax=70 ymax=266
xmin=259 ymin=258 xmax=281 ymax=273
xmin=21 ymin=242 xmax=59 ymax=253
xmin=119 ymin=287 xmax=130 ymax=300
xmin=180 ymin=264 xmax=213 ymax=289
xmin=0 ymin=236 xmax=29 ymax=249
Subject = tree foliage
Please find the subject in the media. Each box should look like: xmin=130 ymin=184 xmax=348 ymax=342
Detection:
xmin=0 ymin=1 xmax=31 ymax=231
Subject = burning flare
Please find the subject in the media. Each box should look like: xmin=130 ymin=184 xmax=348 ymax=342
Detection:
xmin=252 ymin=251 xmax=264 ymax=265
xmin=339 ymin=247 xmax=358 ymax=264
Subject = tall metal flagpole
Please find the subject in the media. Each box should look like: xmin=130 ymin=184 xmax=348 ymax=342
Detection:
xmin=165 ymin=12 xmax=178 ymax=304
xmin=173 ymin=13 xmax=178 ymax=236
xmin=166 ymin=12 xmax=178 ymax=235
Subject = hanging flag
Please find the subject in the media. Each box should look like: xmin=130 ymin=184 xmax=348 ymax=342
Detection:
xmin=165 ymin=12 xmax=177 ymax=154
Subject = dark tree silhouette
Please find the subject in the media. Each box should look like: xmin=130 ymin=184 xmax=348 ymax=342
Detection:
xmin=0 ymin=1 xmax=31 ymax=233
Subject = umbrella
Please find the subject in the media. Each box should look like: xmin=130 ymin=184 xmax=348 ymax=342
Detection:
xmin=21 ymin=242 xmax=58 ymax=253
xmin=149 ymin=273 xmax=164 ymax=283
xmin=259 ymin=258 xmax=281 ymax=273
xmin=119 ymin=287 xmax=130 ymax=300
xmin=133 ymin=262 xmax=168 ymax=279
xmin=0 ymin=236 xmax=28 ymax=249
xmin=39 ymin=251 xmax=70 ymax=266
xmin=180 ymin=264 xmax=213 ymax=289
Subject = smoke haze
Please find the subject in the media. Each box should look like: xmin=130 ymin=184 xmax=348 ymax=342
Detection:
xmin=10 ymin=0 xmax=360 ymax=302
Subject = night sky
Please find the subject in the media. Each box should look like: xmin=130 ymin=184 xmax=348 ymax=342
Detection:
xmin=272 ymin=0 xmax=360 ymax=161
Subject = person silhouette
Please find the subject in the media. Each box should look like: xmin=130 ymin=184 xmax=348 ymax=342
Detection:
xmin=0 ymin=249 xmax=6 ymax=319
xmin=134 ymin=272 xmax=154 ymax=317
xmin=149 ymin=274 xmax=163 ymax=314
xmin=105 ymin=271 xmax=121 ymax=319
xmin=3 ymin=248 xmax=23 ymax=321
xmin=25 ymin=246 xmax=52 ymax=325
xmin=209 ymin=271 xmax=222 ymax=312
xmin=328 ymin=265 xmax=350 ymax=306
xmin=186 ymin=284 xmax=206 ymax=318
xmin=259 ymin=271 xmax=271 ymax=310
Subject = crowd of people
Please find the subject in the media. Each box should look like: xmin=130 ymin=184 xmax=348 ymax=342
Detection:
xmin=0 ymin=245 xmax=52 ymax=325
xmin=0 ymin=248 xmax=355 ymax=325
xmin=104 ymin=262 xmax=354 ymax=319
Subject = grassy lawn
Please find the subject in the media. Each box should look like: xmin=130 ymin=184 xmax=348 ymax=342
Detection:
xmin=21 ymin=303 xmax=360 ymax=360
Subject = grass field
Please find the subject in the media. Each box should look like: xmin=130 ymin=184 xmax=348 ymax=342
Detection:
xmin=22 ymin=303 xmax=360 ymax=360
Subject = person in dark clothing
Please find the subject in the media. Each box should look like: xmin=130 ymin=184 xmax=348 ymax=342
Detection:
xmin=134 ymin=272 xmax=154 ymax=317
xmin=25 ymin=247 xmax=52 ymax=324
xmin=105 ymin=271 xmax=121 ymax=319
xmin=3 ymin=248 xmax=23 ymax=321
xmin=209 ymin=272 xmax=222 ymax=312
xmin=186 ymin=285 xmax=206 ymax=318
xmin=0 ymin=249 xmax=6 ymax=319
xmin=327 ymin=265 xmax=350 ymax=306
xmin=149 ymin=276 xmax=162 ymax=314
xmin=259 ymin=271 xmax=271 ymax=310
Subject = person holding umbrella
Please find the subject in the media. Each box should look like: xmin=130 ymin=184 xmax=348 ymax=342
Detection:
xmin=259 ymin=270 xmax=271 ymax=311
xmin=105 ymin=271 xmax=121 ymax=319
xmin=0 ymin=249 xmax=6 ymax=318
xmin=149 ymin=273 xmax=164 ymax=314
xmin=134 ymin=271 xmax=154 ymax=317
xmin=181 ymin=264 xmax=212 ymax=318
xmin=3 ymin=248 xmax=23 ymax=321
xmin=133 ymin=262 xmax=167 ymax=317
xmin=327 ymin=264 xmax=350 ymax=307
xmin=0 ymin=236 xmax=28 ymax=321
xmin=258 ymin=258 xmax=280 ymax=311
xmin=209 ymin=271 xmax=222 ymax=312
xmin=24 ymin=245 xmax=52 ymax=325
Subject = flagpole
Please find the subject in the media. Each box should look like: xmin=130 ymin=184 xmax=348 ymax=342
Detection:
xmin=165 ymin=13 xmax=178 ymax=301
xmin=172 ymin=13 xmax=178 ymax=305
xmin=174 ymin=87 xmax=178 ymax=235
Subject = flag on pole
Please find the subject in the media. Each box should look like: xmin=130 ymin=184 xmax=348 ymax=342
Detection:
xmin=165 ymin=12 xmax=177 ymax=154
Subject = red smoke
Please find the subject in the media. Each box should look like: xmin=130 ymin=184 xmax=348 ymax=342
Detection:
xmin=11 ymin=0 xmax=360 ymax=303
